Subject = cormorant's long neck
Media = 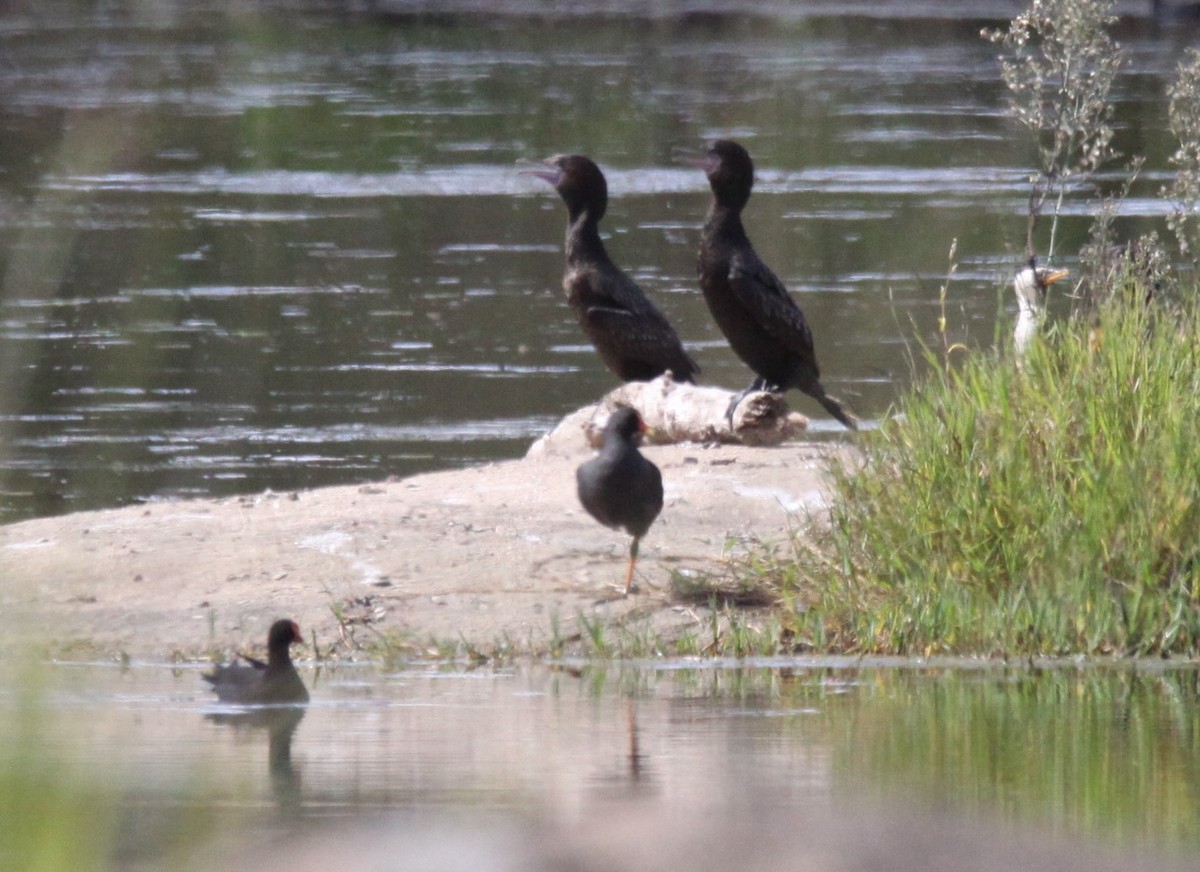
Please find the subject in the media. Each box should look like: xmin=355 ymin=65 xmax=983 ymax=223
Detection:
xmin=702 ymin=200 xmax=749 ymax=248
xmin=565 ymin=209 xmax=608 ymax=266
xmin=1014 ymin=308 xmax=1040 ymax=357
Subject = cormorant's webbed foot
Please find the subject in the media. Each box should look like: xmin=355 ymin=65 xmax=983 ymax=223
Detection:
xmin=725 ymin=379 xmax=768 ymax=427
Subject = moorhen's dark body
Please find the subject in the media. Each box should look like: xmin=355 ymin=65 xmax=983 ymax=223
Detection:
xmin=690 ymin=140 xmax=858 ymax=430
xmin=576 ymin=406 xmax=663 ymax=596
xmin=203 ymin=619 xmax=309 ymax=705
xmin=529 ymin=154 xmax=699 ymax=383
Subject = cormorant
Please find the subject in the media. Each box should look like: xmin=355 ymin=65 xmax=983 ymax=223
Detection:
xmin=687 ymin=140 xmax=858 ymax=430
xmin=527 ymin=154 xmax=699 ymax=383
xmin=1012 ymin=257 xmax=1069 ymax=356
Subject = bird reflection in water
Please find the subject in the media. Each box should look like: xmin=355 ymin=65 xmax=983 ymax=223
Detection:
xmin=588 ymin=700 xmax=657 ymax=803
xmin=206 ymin=705 xmax=306 ymax=809
xmin=202 ymin=619 xmax=311 ymax=809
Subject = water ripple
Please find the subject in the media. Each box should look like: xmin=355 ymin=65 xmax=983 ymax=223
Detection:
xmin=42 ymin=164 xmax=1040 ymax=200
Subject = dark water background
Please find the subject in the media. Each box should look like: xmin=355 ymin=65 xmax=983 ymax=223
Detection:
xmin=0 ymin=0 xmax=1190 ymax=522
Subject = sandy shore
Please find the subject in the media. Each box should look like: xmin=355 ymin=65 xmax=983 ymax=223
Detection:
xmin=0 ymin=438 xmax=846 ymax=661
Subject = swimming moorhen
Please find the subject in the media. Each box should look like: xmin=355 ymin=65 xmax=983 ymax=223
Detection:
xmin=576 ymin=406 xmax=664 ymax=596
xmin=203 ymin=618 xmax=309 ymax=705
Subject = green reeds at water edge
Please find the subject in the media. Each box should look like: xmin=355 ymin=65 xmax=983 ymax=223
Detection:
xmin=837 ymin=666 xmax=1200 ymax=852
xmin=785 ymin=293 xmax=1200 ymax=657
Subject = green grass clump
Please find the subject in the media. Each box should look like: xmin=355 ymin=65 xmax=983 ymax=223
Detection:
xmin=788 ymin=294 xmax=1200 ymax=656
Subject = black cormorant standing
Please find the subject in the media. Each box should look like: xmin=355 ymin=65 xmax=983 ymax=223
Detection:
xmin=527 ymin=154 xmax=699 ymax=383
xmin=688 ymin=140 xmax=857 ymax=430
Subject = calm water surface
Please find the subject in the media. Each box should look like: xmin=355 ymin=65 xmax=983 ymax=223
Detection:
xmin=0 ymin=1 xmax=1192 ymax=521
xmin=6 ymin=659 xmax=1200 ymax=866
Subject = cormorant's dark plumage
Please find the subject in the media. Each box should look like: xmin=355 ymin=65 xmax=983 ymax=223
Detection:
xmin=530 ymin=154 xmax=699 ymax=383
xmin=691 ymin=140 xmax=857 ymax=430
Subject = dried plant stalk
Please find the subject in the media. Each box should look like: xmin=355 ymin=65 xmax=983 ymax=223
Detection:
xmin=984 ymin=0 xmax=1121 ymax=260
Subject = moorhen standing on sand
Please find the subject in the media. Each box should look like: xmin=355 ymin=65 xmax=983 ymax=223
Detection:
xmin=576 ymin=406 xmax=664 ymax=596
xmin=203 ymin=619 xmax=309 ymax=705
xmin=526 ymin=154 xmax=700 ymax=383
xmin=686 ymin=139 xmax=858 ymax=430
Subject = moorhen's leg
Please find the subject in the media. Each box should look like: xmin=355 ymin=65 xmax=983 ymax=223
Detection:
xmin=623 ymin=537 xmax=641 ymax=596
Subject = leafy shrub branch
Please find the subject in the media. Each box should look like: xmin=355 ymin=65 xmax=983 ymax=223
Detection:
xmin=984 ymin=0 xmax=1121 ymax=261
xmin=1166 ymin=49 xmax=1200 ymax=268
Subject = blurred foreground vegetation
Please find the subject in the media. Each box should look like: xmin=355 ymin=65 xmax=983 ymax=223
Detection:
xmin=0 ymin=671 xmax=218 ymax=872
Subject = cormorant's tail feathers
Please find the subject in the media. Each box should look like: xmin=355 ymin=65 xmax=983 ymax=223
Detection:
xmin=810 ymin=387 xmax=859 ymax=431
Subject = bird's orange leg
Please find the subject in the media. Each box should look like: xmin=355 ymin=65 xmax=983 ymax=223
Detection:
xmin=624 ymin=537 xmax=641 ymax=596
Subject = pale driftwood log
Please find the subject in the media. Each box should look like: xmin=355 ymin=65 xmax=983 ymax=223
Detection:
xmin=526 ymin=373 xmax=808 ymax=457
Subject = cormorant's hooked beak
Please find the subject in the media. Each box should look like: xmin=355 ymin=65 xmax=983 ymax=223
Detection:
xmin=1039 ymin=268 xmax=1070 ymax=287
xmin=671 ymin=144 xmax=718 ymax=174
xmin=516 ymin=157 xmax=563 ymax=186
xmin=1013 ymin=265 xmax=1070 ymax=313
